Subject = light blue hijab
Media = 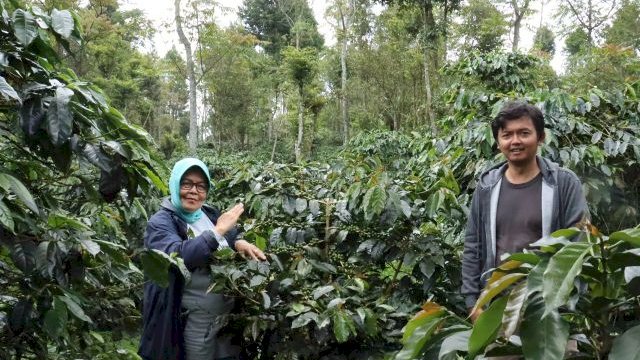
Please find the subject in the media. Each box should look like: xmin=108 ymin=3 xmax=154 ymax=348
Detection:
xmin=168 ymin=158 xmax=211 ymax=224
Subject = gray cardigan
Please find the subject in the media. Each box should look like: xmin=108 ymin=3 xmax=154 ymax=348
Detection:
xmin=460 ymin=156 xmax=589 ymax=308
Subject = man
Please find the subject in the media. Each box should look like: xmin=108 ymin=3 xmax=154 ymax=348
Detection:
xmin=461 ymin=101 xmax=588 ymax=321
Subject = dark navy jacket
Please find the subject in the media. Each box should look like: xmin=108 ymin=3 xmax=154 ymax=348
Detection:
xmin=138 ymin=198 xmax=239 ymax=360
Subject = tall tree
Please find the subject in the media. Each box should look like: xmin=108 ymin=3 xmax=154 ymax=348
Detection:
xmin=532 ymin=25 xmax=555 ymax=55
xmin=557 ymin=0 xmax=619 ymax=44
xmin=506 ymin=0 xmax=532 ymax=51
xmin=380 ymin=0 xmax=460 ymax=130
xmin=453 ymin=0 xmax=510 ymax=53
xmin=328 ymin=0 xmax=357 ymax=144
xmin=175 ymin=0 xmax=198 ymax=151
xmin=605 ymin=0 xmax=640 ymax=53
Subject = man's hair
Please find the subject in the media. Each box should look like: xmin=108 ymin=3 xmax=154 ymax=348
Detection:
xmin=491 ymin=101 xmax=545 ymax=141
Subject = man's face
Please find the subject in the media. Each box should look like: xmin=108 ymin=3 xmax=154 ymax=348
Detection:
xmin=497 ymin=116 xmax=544 ymax=166
xmin=179 ymin=169 xmax=208 ymax=212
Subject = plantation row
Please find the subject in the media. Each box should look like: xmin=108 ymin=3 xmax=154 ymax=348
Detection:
xmin=1 ymin=4 xmax=640 ymax=359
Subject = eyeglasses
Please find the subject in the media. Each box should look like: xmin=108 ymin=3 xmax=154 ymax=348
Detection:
xmin=180 ymin=181 xmax=208 ymax=193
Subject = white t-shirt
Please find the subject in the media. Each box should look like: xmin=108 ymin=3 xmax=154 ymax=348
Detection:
xmin=187 ymin=214 xmax=229 ymax=250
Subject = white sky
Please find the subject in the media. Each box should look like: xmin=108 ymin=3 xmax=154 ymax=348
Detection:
xmin=119 ymin=0 xmax=565 ymax=71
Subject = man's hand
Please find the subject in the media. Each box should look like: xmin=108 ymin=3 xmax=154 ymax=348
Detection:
xmin=215 ymin=203 xmax=244 ymax=236
xmin=469 ymin=308 xmax=484 ymax=323
xmin=235 ymin=240 xmax=267 ymax=261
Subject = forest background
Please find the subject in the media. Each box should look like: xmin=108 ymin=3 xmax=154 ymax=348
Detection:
xmin=1 ymin=0 xmax=640 ymax=359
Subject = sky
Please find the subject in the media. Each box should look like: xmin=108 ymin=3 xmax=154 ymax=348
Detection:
xmin=119 ymin=0 xmax=565 ymax=72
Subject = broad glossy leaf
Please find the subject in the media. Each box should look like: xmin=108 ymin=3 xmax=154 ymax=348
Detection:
xmin=0 ymin=173 xmax=38 ymax=213
xmin=499 ymin=280 xmax=528 ymax=338
xmin=402 ymin=302 xmax=445 ymax=344
xmin=312 ymin=285 xmax=335 ymax=299
xmin=395 ymin=309 xmax=446 ymax=360
xmin=20 ymin=97 xmax=45 ymax=136
xmin=527 ymin=258 xmax=549 ymax=295
xmin=291 ymin=311 xmax=317 ymax=329
xmin=504 ymin=253 xmax=540 ymax=265
xmin=46 ymin=87 xmax=74 ymax=146
xmin=468 ymin=296 xmax=508 ymax=358
xmin=12 ymin=9 xmax=38 ymax=46
xmin=140 ymin=249 xmax=173 ymax=288
xmin=35 ymin=241 xmax=56 ymax=277
xmin=48 ymin=212 xmax=89 ymax=230
xmin=542 ymin=242 xmax=591 ymax=317
xmin=44 ymin=297 xmax=67 ymax=339
xmin=57 ymin=295 xmax=92 ymax=323
xmin=327 ymin=297 xmax=345 ymax=309
xmin=363 ymin=185 xmax=386 ymax=221
xmin=309 ymin=199 xmax=320 ymax=215
xmin=0 ymin=199 xmax=14 ymax=232
xmin=609 ymin=324 xmax=640 ymax=360
xmin=610 ymin=228 xmax=640 ymax=248
xmin=472 ymin=273 xmax=526 ymax=314
xmin=332 ymin=309 xmax=355 ymax=343
xmin=51 ymin=9 xmax=73 ymax=38
xmin=0 ymin=76 xmax=20 ymax=103
xmin=249 ymin=275 xmax=266 ymax=288
xmin=400 ymin=200 xmax=411 ymax=218
xmin=80 ymin=240 xmax=100 ymax=256
xmin=438 ymin=330 xmax=470 ymax=360
xmin=521 ymin=296 xmax=568 ymax=360
xmin=295 ymin=198 xmax=307 ymax=213
xmin=261 ymin=291 xmax=271 ymax=309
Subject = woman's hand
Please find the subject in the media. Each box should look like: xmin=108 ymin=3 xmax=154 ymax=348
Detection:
xmin=235 ymin=240 xmax=267 ymax=261
xmin=215 ymin=203 xmax=244 ymax=236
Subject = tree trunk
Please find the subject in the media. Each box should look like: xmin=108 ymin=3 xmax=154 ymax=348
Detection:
xmin=175 ymin=0 xmax=198 ymax=152
xmin=294 ymin=84 xmax=304 ymax=163
xmin=338 ymin=0 xmax=351 ymax=145
xmin=510 ymin=0 xmax=530 ymax=52
xmin=422 ymin=1 xmax=436 ymax=131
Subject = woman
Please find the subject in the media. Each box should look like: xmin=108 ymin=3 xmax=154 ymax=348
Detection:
xmin=139 ymin=158 xmax=265 ymax=360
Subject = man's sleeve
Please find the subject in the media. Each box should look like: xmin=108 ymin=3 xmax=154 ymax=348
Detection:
xmin=461 ymin=188 xmax=483 ymax=309
xmin=560 ymin=170 xmax=589 ymax=229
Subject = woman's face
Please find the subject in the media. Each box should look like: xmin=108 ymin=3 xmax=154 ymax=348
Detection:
xmin=179 ymin=168 xmax=208 ymax=212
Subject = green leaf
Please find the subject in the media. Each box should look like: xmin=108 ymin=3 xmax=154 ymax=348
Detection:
xmin=12 ymin=9 xmax=38 ymax=46
xmin=291 ymin=311 xmax=317 ymax=329
xmin=295 ymin=198 xmax=307 ymax=213
xmin=44 ymin=296 xmax=67 ymax=339
xmin=35 ymin=241 xmax=55 ymax=277
xmin=261 ymin=291 xmax=270 ymax=309
xmin=48 ymin=212 xmax=89 ymax=230
xmin=0 ymin=76 xmax=20 ymax=103
xmin=0 ymin=199 xmax=14 ymax=232
xmin=362 ymin=186 xmax=386 ymax=221
xmin=499 ymin=280 xmax=528 ymax=338
xmin=527 ymin=257 xmax=549 ymax=295
xmin=57 ymin=294 xmax=92 ymax=323
xmin=255 ymin=234 xmax=266 ymax=251
xmin=0 ymin=172 xmax=39 ymax=213
xmin=47 ymin=87 xmax=74 ymax=146
xmin=395 ymin=307 xmax=446 ymax=360
xmin=80 ymin=239 xmax=101 ymax=256
xmin=472 ymin=273 xmax=526 ymax=314
xmin=51 ymin=9 xmax=73 ymax=38
xmin=438 ymin=330 xmax=470 ymax=360
xmin=332 ymin=309 xmax=355 ymax=343
xmin=400 ymin=200 xmax=411 ymax=218
xmin=140 ymin=249 xmax=173 ymax=288
xmin=542 ymin=242 xmax=591 ymax=317
xmin=609 ymin=324 xmax=640 ymax=360
xmin=312 ymin=285 xmax=335 ymax=299
xmin=505 ymin=253 xmax=540 ymax=265
xmin=468 ymin=296 xmax=508 ymax=358
xmin=521 ymin=296 xmax=568 ymax=360
xmin=610 ymin=228 xmax=640 ymax=248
